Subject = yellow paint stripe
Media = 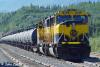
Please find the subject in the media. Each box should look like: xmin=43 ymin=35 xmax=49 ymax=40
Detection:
xmin=62 ymin=42 xmax=81 ymax=45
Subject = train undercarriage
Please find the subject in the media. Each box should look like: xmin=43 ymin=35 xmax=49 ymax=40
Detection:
xmin=0 ymin=40 xmax=91 ymax=62
xmin=37 ymin=43 xmax=91 ymax=62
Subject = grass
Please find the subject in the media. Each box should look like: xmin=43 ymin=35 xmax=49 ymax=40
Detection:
xmin=89 ymin=36 xmax=100 ymax=52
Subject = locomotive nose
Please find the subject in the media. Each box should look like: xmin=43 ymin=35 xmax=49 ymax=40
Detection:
xmin=70 ymin=29 xmax=78 ymax=41
xmin=70 ymin=23 xmax=77 ymax=36
xmin=70 ymin=23 xmax=78 ymax=41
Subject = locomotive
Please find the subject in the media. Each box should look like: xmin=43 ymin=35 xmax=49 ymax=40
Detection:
xmin=0 ymin=9 xmax=91 ymax=61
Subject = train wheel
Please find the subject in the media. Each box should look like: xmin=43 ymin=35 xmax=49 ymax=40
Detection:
xmin=28 ymin=45 xmax=30 ymax=51
xmin=29 ymin=45 xmax=32 ymax=52
xmin=33 ymin=47 xmax=38 ymax=52
xmin=54 ymin=47 xmax=59 ymax=58
xmin=54 ymin=45 xmax=63 ymax=59
xmin=36 ymin=45 xmax=40 ymax=53
xmin=44 ymin=44 xmax=49 ymax=56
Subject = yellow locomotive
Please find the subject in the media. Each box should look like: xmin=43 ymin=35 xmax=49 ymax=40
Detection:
xmin=37 ymin=9 xmax=91 ymax=61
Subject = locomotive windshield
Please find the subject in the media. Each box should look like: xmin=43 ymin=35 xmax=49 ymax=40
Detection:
xmin=56 ymin=15 xmax=88 ymax=24
xmin=56 ymin=15 xmax=71 ymax=23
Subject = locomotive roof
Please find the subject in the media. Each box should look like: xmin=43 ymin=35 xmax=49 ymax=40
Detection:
xmin=55 ymin=9 xmax=90 ymax=16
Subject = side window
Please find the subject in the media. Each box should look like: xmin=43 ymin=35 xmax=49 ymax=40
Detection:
xmin=45 ymin=17 xmax=54 ymax=27
xmin=50 ymin=17 xmax=54 ymax=26
xmin=73 ymin=15 xmax=82 ymax=21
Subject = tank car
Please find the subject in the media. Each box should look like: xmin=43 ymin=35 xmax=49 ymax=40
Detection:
xmin=0 ymin=29 xmax=37 ymax=51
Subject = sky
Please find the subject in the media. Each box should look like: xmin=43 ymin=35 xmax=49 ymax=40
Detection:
xmin=0 ymin=0 xmax=99 ymax=12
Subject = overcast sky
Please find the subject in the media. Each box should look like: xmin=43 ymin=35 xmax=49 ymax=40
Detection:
xmin=0 ymin=0 xmax=99 ymax=12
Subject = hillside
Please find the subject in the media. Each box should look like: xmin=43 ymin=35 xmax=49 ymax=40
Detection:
xmin=0 ymin=2 xmax=100 ymax=33
xmin=0 ymin=5 xmax=61 ymax=32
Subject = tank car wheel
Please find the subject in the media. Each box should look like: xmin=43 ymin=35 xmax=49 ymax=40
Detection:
xmin=27 ymin=45 xmax=28 ymax=50
xmin=29 ymin=45 xmax=32 ymax=52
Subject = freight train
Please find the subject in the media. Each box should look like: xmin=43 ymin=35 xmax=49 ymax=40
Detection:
xmin=0 ymin=9 xmax=91 ymax=61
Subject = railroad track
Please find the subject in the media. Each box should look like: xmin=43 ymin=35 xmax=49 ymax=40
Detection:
xmin=0 ymin=47 xmax=46 ymax=67
xmin=0 ymin=44 xmax=75 ymax=67
xmin=0 ymin=44 xmax=100 ymax=67
xmin=0 ymin=48 xmax=19 ymax=67
xmin=65 ymin=52 xmax=100 ymax=67
xmin=68 ymin=58 xmax=100 ymax=67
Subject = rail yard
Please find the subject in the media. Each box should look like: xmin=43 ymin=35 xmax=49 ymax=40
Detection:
xmin=0 ymin=8 xmax=100 ymax=67
xmin=0 ymin=0 xmax=100 ymax=66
